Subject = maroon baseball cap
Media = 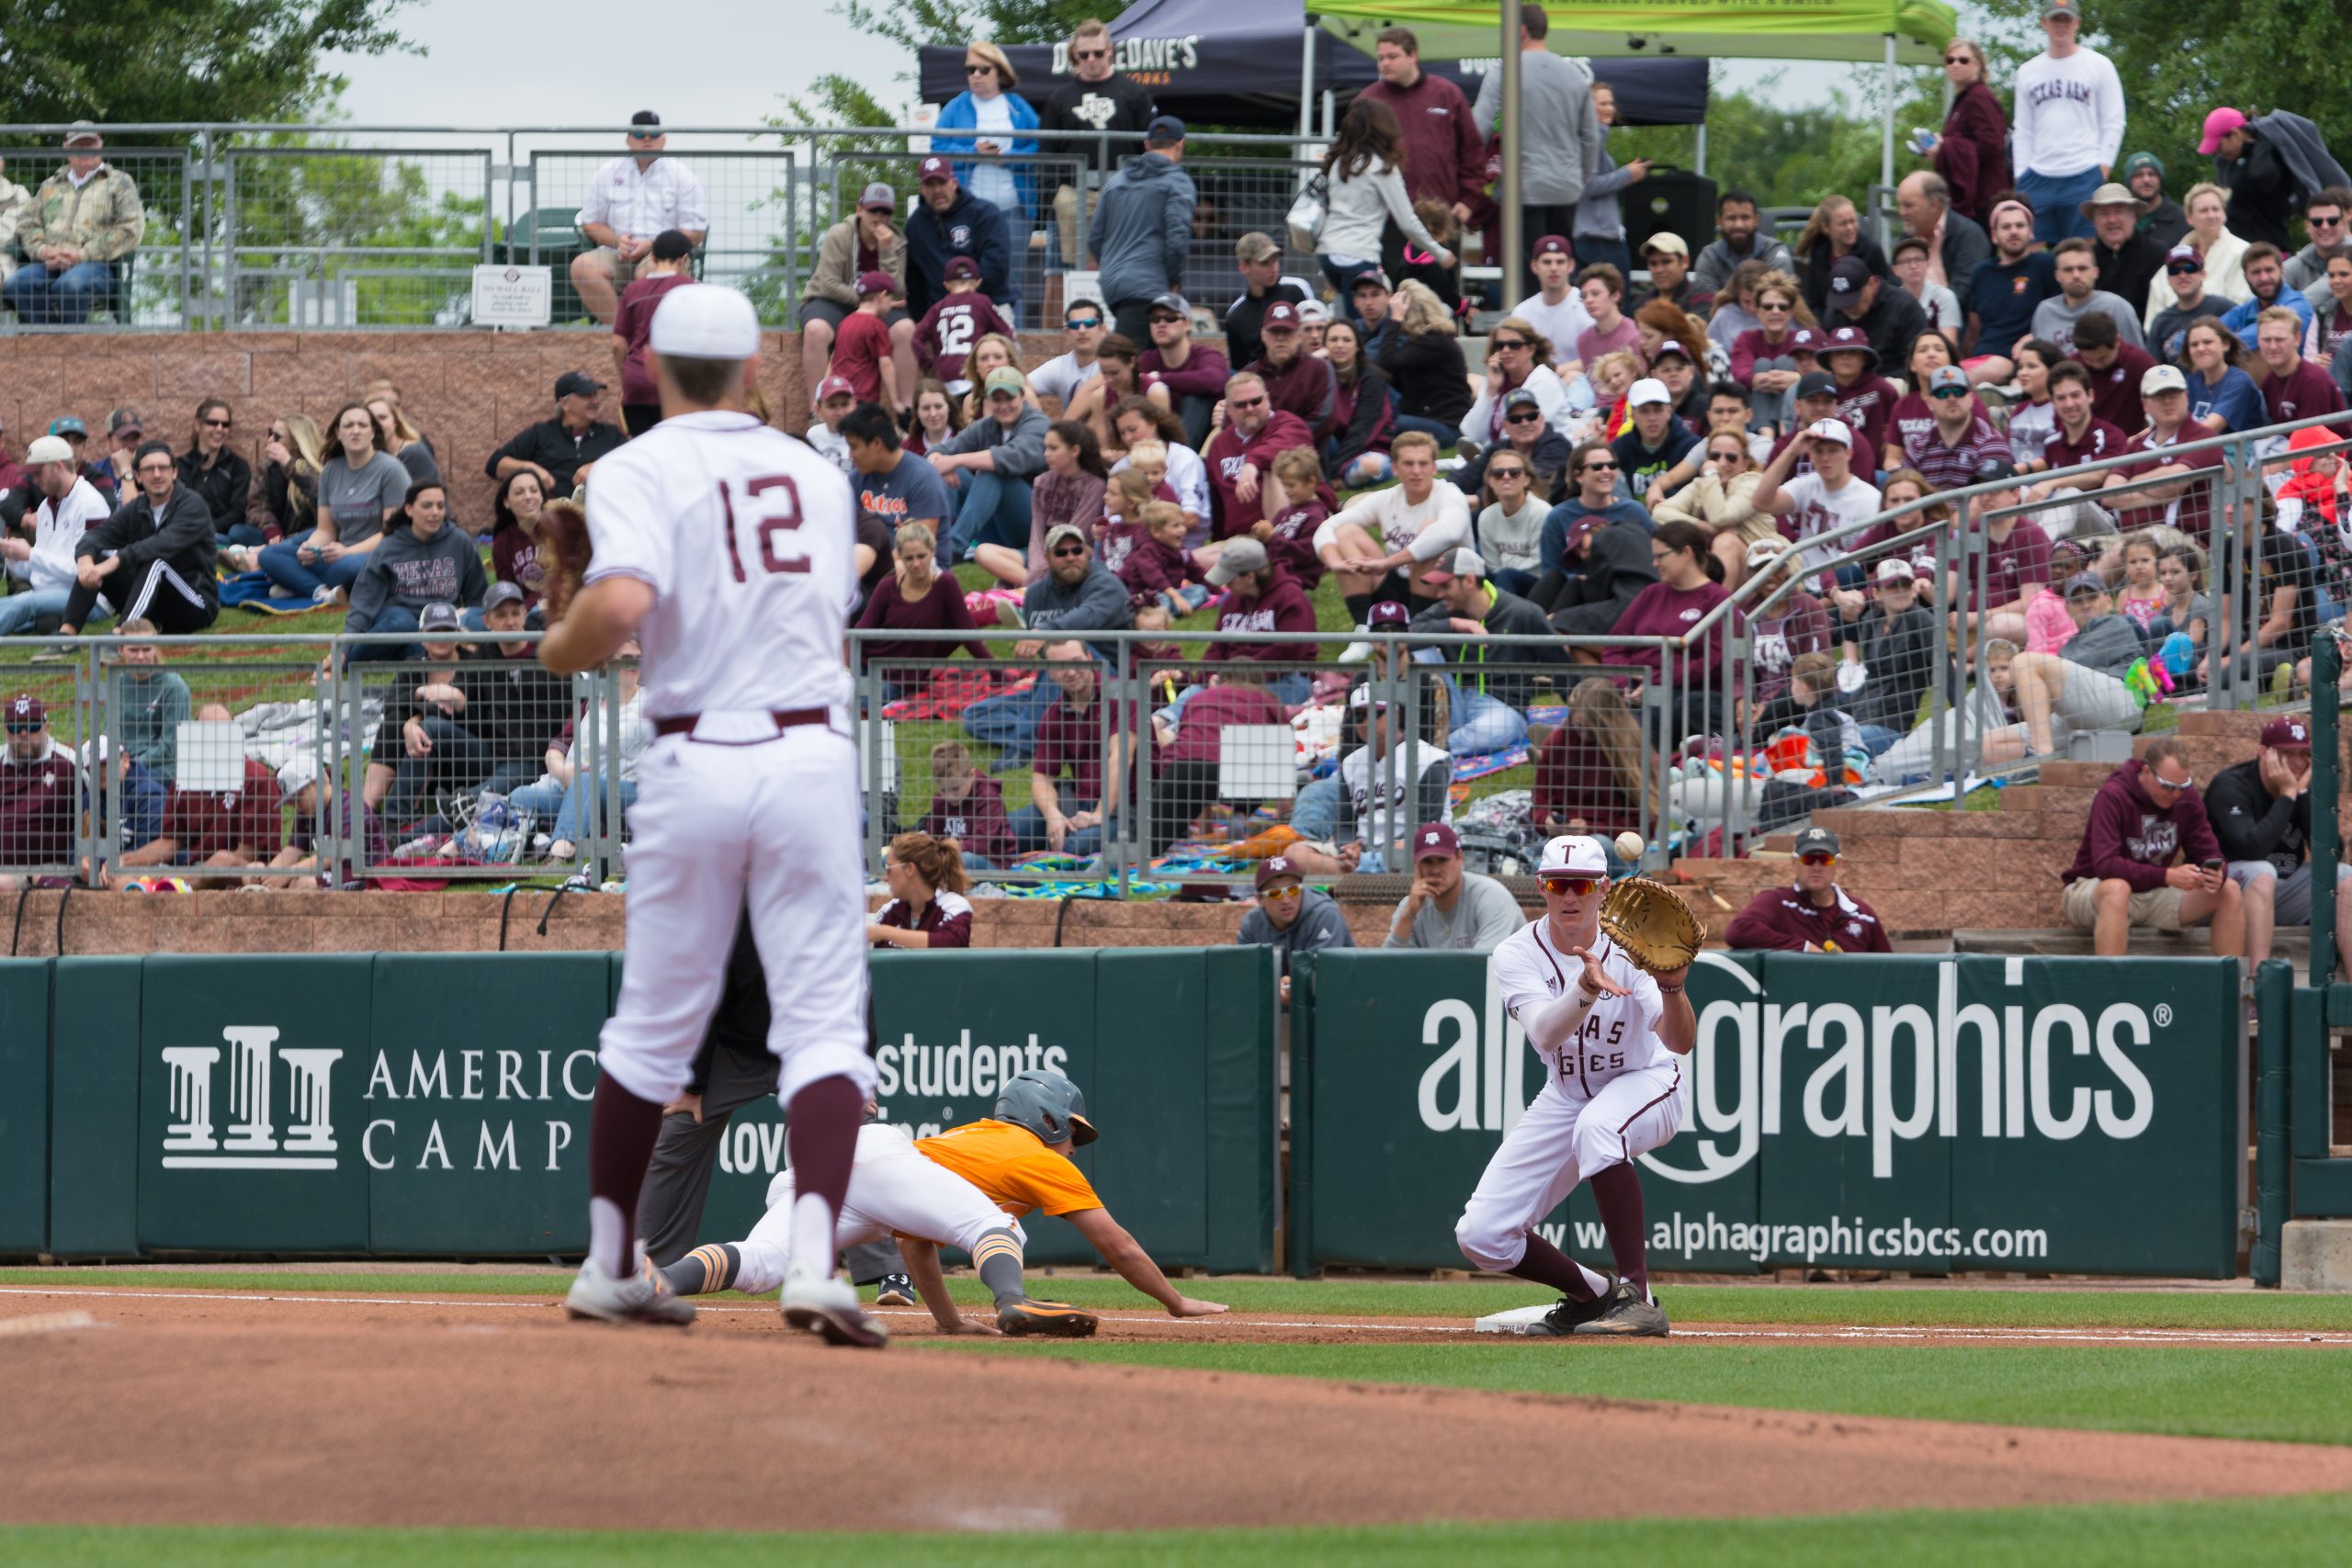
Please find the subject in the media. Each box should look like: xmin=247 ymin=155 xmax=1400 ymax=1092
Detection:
xmin=1261 ymin=301 xmax=1301 ymax=331
xmin=854 ymin=269 xmax=897 ymax=297
xmin=2262 ymin=716 xmax=2312 ymax=749
xmin=1254 ymin=854 xmax=1303 ymax=892
xmin=918 ymin=155 xmax=953 ymax=182
xmin=1412 ymin=822 xmax=1460 ymax=861
xmin=1787 ymin=327 xmax=1823 ymax=353
xmin=1532 ymin=234 xmax=1572 ymax=259
xmin=1365 ymin=599 xmax=1411 ymax=628
xmin=813 ymin=375 xmax=856 ymax=402
xmin=944 ymin=256 xmax=979 ymax=281
xmin=4 ymin=693 xmax=45 ymax=728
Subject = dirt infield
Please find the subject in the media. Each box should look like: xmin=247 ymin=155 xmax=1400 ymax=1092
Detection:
xmin=4 ymin=1286 xmax=2351 ymax=1533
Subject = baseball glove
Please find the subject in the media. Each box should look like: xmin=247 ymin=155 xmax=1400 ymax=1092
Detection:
xmin=536 ymin=499 xmax=592 ymax=625
xmin=1597 ymin=876 xmax=1702 ymax=976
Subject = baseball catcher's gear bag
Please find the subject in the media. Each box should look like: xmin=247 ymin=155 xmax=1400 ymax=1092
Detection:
xmin=1597 ymin=875 xmax=1702 ymax=976
xmin=537 ymin=498 xmax=593 ymax=625
xmin=994 ymin=1068 xmax=1099 ymax=1147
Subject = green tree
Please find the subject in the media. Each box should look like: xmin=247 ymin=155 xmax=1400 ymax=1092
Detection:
xmin=828 ymin=0 xmax=1101 ymax=58
xmin=0 ymin=0 xmax=415 ymax=126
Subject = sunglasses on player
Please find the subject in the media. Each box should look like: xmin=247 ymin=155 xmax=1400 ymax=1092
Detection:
xmin=1798 ymin=852 xmax=1838 ymax=867
xmin=1539 ymin=875 xmax=1602 ymax=897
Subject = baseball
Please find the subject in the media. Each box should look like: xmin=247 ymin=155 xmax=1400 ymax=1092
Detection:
xmin=1613 ymin=831 xmax=1645 ymax=862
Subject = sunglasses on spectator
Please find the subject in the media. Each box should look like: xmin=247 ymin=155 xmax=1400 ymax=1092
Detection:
xmin=2312 ymin=213 xmax=2346 ymax=229
xmin=1505 ymin=408 xmax=1543 ymax=423
xmin=1050 ymin=543 xmax=1089 ymax=558
xmin=966 ymin=62 xmax=996 ymax=73
xmin=1930 ymin=387 xmax=1970 ymax=400
xmin=3 ymin=720 xmax=40 ymax=736
xmin=1067 ymin=316 xmax=1102 ymax=329
xmin=1710 ymin=447 xmax=1746 ymax=462
xmin=1491 ymin=337 xmax=1530 ymax=350
xmin=1799 ymin=852 xmax=1838 ymax=867
xmin=1261 ymin=883 xmax=1302 ymax=903
xmin=1149 ymin=312 xmax=1184 ymax=325
xmin=1943 ymin=52 xmax=1970 ymax=62
xmin=2146 ymin=770 xmax=2193 ymax=792
xmin=2166 ymin=261 xmax=2203 ymax=276
xmin=1074 ymin=46 xmax=1110 ymax=59
xmin=627 ymin=130 xmax=660 ymax=141
xmin=1757 ymin=299 xmax=1792 ymax=311
xmin=201 ymin=416 xmax=232 ymax=428
xmin=1580 ymin=459 xmax=1618 ymax=473
xmin=1489 ymin=465 xmax=1527 ymax=479
xmin=1539 ymin=875 xmax=1601 ymax=897
xmin=1229 ymin=394 xmax=1267 ymax=410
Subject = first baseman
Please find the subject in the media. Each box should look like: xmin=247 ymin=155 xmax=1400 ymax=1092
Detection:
xmin=1454 ymin=835 xmax=1694 ymax=1336
xmin=541 ymin=283 xmax=886 ymax=1346
xmin=664 ymin=1069 xmax=1229 ymax=1331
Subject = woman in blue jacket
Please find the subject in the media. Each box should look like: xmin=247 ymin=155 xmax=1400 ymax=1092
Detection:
xmin=933 ymin=40 xmax=1041 ymax=222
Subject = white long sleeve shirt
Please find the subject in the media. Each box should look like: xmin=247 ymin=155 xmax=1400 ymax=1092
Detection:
xmin=2011 ymin=49 xmax=2125 ymax=180
xmin=1316 ymin=479 xmax=1473 ymax=562
xmin=17 ymin=477 xmax=109 ymax=594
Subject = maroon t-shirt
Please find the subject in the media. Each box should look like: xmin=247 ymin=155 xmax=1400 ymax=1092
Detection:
xmin=914 ymin=293 xmax=1017 ymax=383
xmin=1972 ymin=517 xmax=2054 ymax=610
xmin=1611 ymin=579 xmax=1735 ymax=684
xmin=1032 ymin=693 xmax=1134 ymax=805
xmin=918 ymin=777 xmax=1015 ymax=865
xmin=2263 ymin=359 xmax=2345 ymax=426
xmin=614 ymin=272 xmax=695 ymax=406
xmin=0 ymin=749 xmax=79 ymax=865
xmin=162 ymin=760 xmax=282 ymax=861
xmin=1263 ymin=500 xmax=1329 ymax=590
xmin=1834 ymin=375 xmax=1901 ymax=461
xmin=852 ymin=574 xmax=993 ymax=670
xmin=2110 ymin=427 xmax=2225 ymax=540
xmin=831 ymin=309 xmax=895 ymax=403
xmin=2080 ymin=343 xmax=2158 ymax=430
xmin=1158 ymin=682 xmax=1290 ymax=765
xmin=1138 ymin=344 xmax=1232 ymax=400
xmin=2043 ymin=415 xmax=2132 ymax=475
xmin=1531 ymin=720 xmax=1638 ymax=834
xmin=492 ymin=525 xmax=545 ymax=603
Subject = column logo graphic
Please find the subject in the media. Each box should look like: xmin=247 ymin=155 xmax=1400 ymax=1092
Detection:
xmin=162 ymin=1027 xmax=344 ymax=1170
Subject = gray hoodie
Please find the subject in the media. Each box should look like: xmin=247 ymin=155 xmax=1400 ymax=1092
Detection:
xmin=2061 ymin=611 xmax=2147 ymax=682
xmin=1088 ymin=151 xmax=1195 ymax=307
xmin=1237 ymin=887 xmax=1355 ymax=976
xmin=344 ymin=523 xmax=490 ymax=634
xmin=1023 ymin=560 xmax=1134 ymax=665
xmin=1473 ymin=50 xmax=1602 ymax=207
xmin=940 ymin=403 xmax=1051 ymax=479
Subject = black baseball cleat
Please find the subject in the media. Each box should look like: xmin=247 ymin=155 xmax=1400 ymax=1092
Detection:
xmin=998 ymin=1297 xmax=1100 ymax=1337
xmin=1571 ymin=1276 xmax=1669 ymax=1337
xmin=872 ymin=1273 xmax=920 ymax=1307
xmin=1532 ymin=1288 xmax=1615 ymax=1337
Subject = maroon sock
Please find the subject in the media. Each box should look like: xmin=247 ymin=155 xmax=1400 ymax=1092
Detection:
xmin=784 ymin=1075 xmax=867 ymax=1221
xmin=1509 ymin=1230 xmax=1599 ymax=1302
xmin=1590 ymin=1164 xmax=1649 ymax=1298
xmin=587 ymin=1077 xmax=666 ymax=1277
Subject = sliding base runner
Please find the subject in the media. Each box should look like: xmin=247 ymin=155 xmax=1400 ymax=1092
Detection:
xmin=1453 ymin=835 xmax=1699 ymax=1337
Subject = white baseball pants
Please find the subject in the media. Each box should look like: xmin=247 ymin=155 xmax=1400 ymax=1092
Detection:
xmin=1455 ymin=1063 xmax=1685 ymax=1274
xmin=596 ymin=720 xmax=876 ymax=1108
xmin=732 ymin=1122 xmax=1023 ymax=1293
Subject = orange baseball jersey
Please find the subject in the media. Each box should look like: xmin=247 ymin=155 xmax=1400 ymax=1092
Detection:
xmin=914 ymin=1119 xmax=1102 ymax=1218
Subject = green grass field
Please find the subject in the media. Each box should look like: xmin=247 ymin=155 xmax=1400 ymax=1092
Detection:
xmin=7 ymin=1495 xmax=2352 ymax=1567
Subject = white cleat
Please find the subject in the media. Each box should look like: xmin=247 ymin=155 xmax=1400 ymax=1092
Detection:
xmin=565 ymin=1249 xmax=696 ymax=1326
xmin=781 ymin=1274 xmax=890 ymax=1348
xmin=1337 ymin=626 xmax=1374 ymax=663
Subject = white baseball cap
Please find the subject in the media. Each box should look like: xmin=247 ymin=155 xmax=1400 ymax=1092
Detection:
xmin=1536 ymin=834 xmax=1608 ymax=877
xmin=1627 ymin=378 xmax=1672 ymax=408
xmin=649 ymin=284 xmax=761 ymax=359
xmin=24 ymin=434 xmax=74 ymax=465
xmin=277 ymin=751 xmax=320 ymax=802
xmin=1805 ymin=417 xmax=1854 ymax=448
xmin=2141 ymin=364 xmax=2188 ymax=396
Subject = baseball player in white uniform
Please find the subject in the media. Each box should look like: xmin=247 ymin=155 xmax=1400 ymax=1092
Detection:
xmin=541 ymin=283 xmax=886 ymax=1346
xmin=1455 ymin=835 xmax=1693 ymax=1337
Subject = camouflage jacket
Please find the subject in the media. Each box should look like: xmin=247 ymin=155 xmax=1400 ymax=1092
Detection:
xmin=18 ymin=163 xmax=146 ymax=263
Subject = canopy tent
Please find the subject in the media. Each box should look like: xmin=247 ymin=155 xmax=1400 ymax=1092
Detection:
xmin=916 ymin=0 xmax=1709 ymax=129
xmin=1310 ymin=0 xmax=1958 ymax=65
xmin=1312 ymin=0 xmax=1960 ymax=303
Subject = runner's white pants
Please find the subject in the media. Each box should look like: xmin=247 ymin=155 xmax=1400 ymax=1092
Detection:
xmin=733 ymin=1122 xmax=1024 ymax=1293
xmin=1455 ymin=1062 xmax=1686 ymax=1273
xmin=595 ymin=720 xmax=876 ymax=1107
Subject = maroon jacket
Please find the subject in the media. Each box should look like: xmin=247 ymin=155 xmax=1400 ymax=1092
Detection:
xmin=1204 ymin=410 xmax=1314 ymax=538
xmin=2062 ymin=757 xmax=2224 ymax=891
xmin=1249 ymin=352 xmax=1339 ymax=438
xmin=1724 ymin=884 xmax=1893 ymax=953
xmin=1262 ymin=500 xmax=1328 ymax=590
xmin=1935 ymin=80 xmax=2011 ymax=224
xmin=1531 ymin=722 xmax=1639 ymax=837
xmin=1356 ymin=71 xmax=1485 ymax=209
xmin=874 ymin=887 xmax=975 ymax=948
xmin=1117 ymin=534 xmax=1193 ymax=609
xmin=1204 ymin=570 xmax=1318 ymax=663
xmin=0 ymin=744 xmax=78 ymax=867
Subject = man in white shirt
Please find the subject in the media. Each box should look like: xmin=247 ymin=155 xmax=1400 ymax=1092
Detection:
xmin=0 ymin=436 xmax=110 ymax=636
xmin=1753 ymin=418 xmax=1884 ymax=570
xmin=2010 ymin=0 xmax=2124 ymax=246
xmin=1026 ymin=299 xmax=1105 ymax=412
xmin=1510 ymin=234 xmax=1595 ymax=372
xmin=1316 ymin=432 xmax=1473 ymax=621
xmin=571 ymin=111 xmax=710 ymax=326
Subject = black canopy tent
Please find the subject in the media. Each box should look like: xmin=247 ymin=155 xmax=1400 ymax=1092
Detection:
xmin=915 ymin=0 xmax=1709 ymax=130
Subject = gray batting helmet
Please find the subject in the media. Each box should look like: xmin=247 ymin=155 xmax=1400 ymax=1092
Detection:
xmin=994 ymin=1068 xmax=1097 ymax=1147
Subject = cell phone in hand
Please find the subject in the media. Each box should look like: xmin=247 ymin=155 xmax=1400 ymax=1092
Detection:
xmin=2200 ymin=857 xmax=2223 ymax=874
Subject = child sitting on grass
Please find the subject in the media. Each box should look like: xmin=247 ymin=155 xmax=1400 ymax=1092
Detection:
xmin=1117 ymin=501 xmax=1209 ymax=616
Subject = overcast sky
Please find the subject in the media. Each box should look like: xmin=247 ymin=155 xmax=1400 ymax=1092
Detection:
xmin=325 ymin=0 xmax=1844 ymax=129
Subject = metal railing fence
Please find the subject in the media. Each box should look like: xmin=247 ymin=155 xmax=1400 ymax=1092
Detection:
xmin=0 ymin=122 xmax=1328 ymax=334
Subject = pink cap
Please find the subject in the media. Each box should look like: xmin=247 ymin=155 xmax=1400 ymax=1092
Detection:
xmin=2198 ymin=107 xmax=2248 ymax=157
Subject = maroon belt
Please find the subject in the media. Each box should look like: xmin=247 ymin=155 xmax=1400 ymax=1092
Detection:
xmin=653 ymin=707 xmax=831 ymax=739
